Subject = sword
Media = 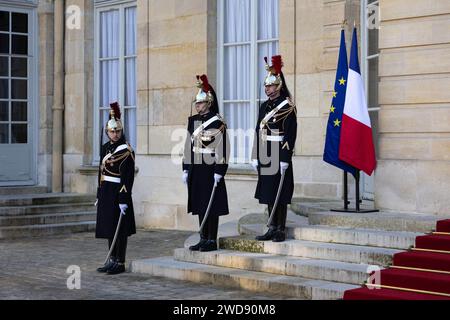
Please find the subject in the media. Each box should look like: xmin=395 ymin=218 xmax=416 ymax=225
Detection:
xmin=103 ymin=208 xmax=125 ymax=265
xmin=267 ymin=169 xmax=286 ymax=227
xmin=199 ymin=181 xmax=218 ymax=234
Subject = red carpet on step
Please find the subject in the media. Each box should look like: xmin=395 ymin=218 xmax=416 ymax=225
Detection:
xmin=415 ymin=234 xmax=450 ymax=251
xmin=343 ymin=287 xmax=449 ymax=300
xmin=375 ymin=268 xmax=450 ymax=294
xmin=393 ymin=251 xmax=450 ymax=272
xmin=343 ymin=218 xmax=450 ymax=300
xmin=436 ymin=219 xmax=450 ymax=233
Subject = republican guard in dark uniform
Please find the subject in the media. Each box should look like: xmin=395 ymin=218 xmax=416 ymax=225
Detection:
xmin=182 ymin=75 xmax=229 ymax=252
xmin=252 ymin=56 xmax=297 ymax=242
xmin=95 ymin=102 xmax=136 ymax=274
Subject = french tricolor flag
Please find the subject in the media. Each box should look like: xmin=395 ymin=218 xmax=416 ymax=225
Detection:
xmin=339 ymin=28 xmax=377 ymax=176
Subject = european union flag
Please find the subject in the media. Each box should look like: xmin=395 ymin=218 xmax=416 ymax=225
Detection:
xmin=323 ymin=29 xmax=356 ymax=176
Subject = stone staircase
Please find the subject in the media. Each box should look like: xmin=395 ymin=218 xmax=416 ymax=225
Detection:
xmin=0 ymin=186 xmax=96 ymax=239
xmin=130 ymin=198 xmax=446 ymax=300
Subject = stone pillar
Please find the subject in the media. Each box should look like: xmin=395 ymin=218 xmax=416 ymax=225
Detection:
xmin=52 ymin=0 xmax=65 ymax=192
xmin=38 ymin=1 xmax=55 ymax=190
xmin=376 ymin=0 xmax=450 ymax=214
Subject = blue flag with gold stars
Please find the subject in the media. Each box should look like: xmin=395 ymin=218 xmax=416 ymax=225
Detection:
xmin=323 ymin=29 xmax=356 ymax=176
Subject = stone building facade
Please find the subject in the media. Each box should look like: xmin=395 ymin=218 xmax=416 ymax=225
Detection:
xmin=0 ymin=0 xmax=449 ymax=231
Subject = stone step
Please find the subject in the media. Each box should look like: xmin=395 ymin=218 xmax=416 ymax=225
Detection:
xmin=130 ymin=256 xmax=359 ymax=300
xmin=0 ymin=193 xmax=96 ymax=206
xmin=308 ymin=211 xmax=446 ymax=233
xmin=0 ymin=221 xmax=96 ymax=239
xmin=0 ymin=211 xmax=96 ymax=227
xmin=288 ymin=225 xmax=421 ymax=250
xmin=0 ymin=202 xmax=95 ymax=216
xmin=173 ymin=248 xmax=374 ymax=285
xmin=0 ymin=186 xmax=47 ymax=195
xmin=219 ymin=237 xmax=401 ymax=266
xmin=290 ymin=197 xmax=351 ymax=217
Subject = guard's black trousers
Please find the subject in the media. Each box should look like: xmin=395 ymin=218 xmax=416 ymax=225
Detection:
xmin=267 ymin=204 xmax=287 ymax=231
xmin=198 ymin=214 xmax=219 ymax=241
xmin=108 ymin=236 xmax=128 ymax=263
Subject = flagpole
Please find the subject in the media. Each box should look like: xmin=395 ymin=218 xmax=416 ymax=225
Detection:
xmin=355 ymin=170 xmax=360 ymax=212
xmin=344 ymin=171 xmax=348 ymax=210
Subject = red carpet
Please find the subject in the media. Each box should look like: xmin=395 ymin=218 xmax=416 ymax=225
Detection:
xmin=393 ymin=251 xmax=450 ymax=272
xmin=436 ymin=219 xmax=450 ymax=233
xmin=415 ymin=234 xmax=450 ymax=251
xmin=343 ymin=287 xmax=449 ymax=300
xmin=376 ymin=268 xmax=450 ymax=294
xmin=343 ymin=218 xmax=450 ymax=300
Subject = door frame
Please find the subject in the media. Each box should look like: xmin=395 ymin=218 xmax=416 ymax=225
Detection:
xmin=0 ymin=1 xmax=38 ymax=186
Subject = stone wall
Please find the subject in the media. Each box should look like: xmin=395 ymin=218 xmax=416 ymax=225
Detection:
xmin=375 ymin=0 xmax=450 ymax=215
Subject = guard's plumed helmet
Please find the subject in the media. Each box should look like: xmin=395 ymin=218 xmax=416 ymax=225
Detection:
xmin=106 ymin=102 xmax=123 ymax=132
xmin=195 ymin=74 xmax=214 ymax=104
xmin=264 ymin=55 xmax=283 ymax=91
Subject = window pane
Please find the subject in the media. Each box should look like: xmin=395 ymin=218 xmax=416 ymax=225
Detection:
xmin=224 ymin=45 xmax=250 ymax=100
xmin=12 ymin=101 xmax=27 ymax=121
xmin=0 ymin=79 xmax=8 ymax=99
xmin=224 ymin=0 xmax=250 ymax=43
xmin=368 ymin=57 xmax=378 ymax=109
xmin=0 ymin=56 xmax=8 ymax=76
xmin=125 ymin=7 xmax=136 ymax=56
xmin=125 ymin=58 xmax=136 ymax=106
xmin=12 ymin=34 xmax=27 ymax=55
xmin=0 ymin=11 xmax=9 ymax=32
xmin=100 ymin=10 xmax=119 ymax=58
xmin=258 ymin=41 xmax=279 ymax=98
xmin=11 ymin=57 xmax=27 ymax=77
xmin=0 ymin=101 xmax=8 ymax=121
xmin=12 ymin=12 xmax=27 ymax=33
xmin=369 ymin=110 xmax=379 ymax=156
xmin=11 ymin=79 xmax=27 ymax=99
xmin=258 ymin=0 xmax=279 ymax=40
xmin=0 ymin=34 xmax=9 ymax=54
xmin=100 ymin=109 xmax=110 ymax=144
xmin=124 ymin=108 xmax=136 ymax=150
xmin=224 ymin=102 xmax=252 ymax=163
xmin=368 ymin=27 xmax=378 ymax=56
xmin=0 ymin=123 xmax=8 ymax=143
xmin=100 ymin=60 xmax=119 ymax=107
xmin=11 ymin=123 xmax=27 ymax=143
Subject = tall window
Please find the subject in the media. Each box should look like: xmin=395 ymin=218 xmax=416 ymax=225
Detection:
xmin=94 ymin=1 xmax=136 ymax=162
xmin=0 ymin=9 xmax=29 ymax=144
xmin=218 ymin=0 xmax=279 ymax=164
xmin=361 ymin=0 xmax=379 ymax=199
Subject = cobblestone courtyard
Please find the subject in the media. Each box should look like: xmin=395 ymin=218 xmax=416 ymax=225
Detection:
xmin=0 ymin=230 xmax=294 ymax=300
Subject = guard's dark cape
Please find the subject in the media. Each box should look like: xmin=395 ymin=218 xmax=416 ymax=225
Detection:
xmin=182 ymin=111 xmax=230 ymax=217
xmin=96 ymin=136 xmax=136 ymax=239
xmin=252 ymin=94 xmax=297 ymax=205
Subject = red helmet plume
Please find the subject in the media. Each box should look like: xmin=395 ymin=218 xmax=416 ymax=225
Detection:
xmin=109 ymin=101 xmax=121 ymax=120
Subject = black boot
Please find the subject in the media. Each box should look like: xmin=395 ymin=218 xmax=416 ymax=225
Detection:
xmin=189 ymin=238 xmax=208 ymax=251
xmin=97 ymin=257 xmax=116 ymax=273
xmin=255 ymin=227 xmax=276 ymax=241
xmin=199 ymin=240 xmax=217 ymax=252
xmin=272 ymin=228 xmax=286 ymax=242
xmin=106 ymin=262 xmax=126 ymax=275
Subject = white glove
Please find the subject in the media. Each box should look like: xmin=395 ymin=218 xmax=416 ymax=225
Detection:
xmin=182 ymin=170 xmax=189 ymax=185
xmin=280 ymin=162 xmax=289 ymax=175
xmin=94 ymin=199 xmax=98 ymax=207
xmin=214 ymin=173 xmax=223 ymax=186
xmin=119 ymin=203 xmax=128 ymax=215
xmin=251 ymin=159 xmax=258 ymax=171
